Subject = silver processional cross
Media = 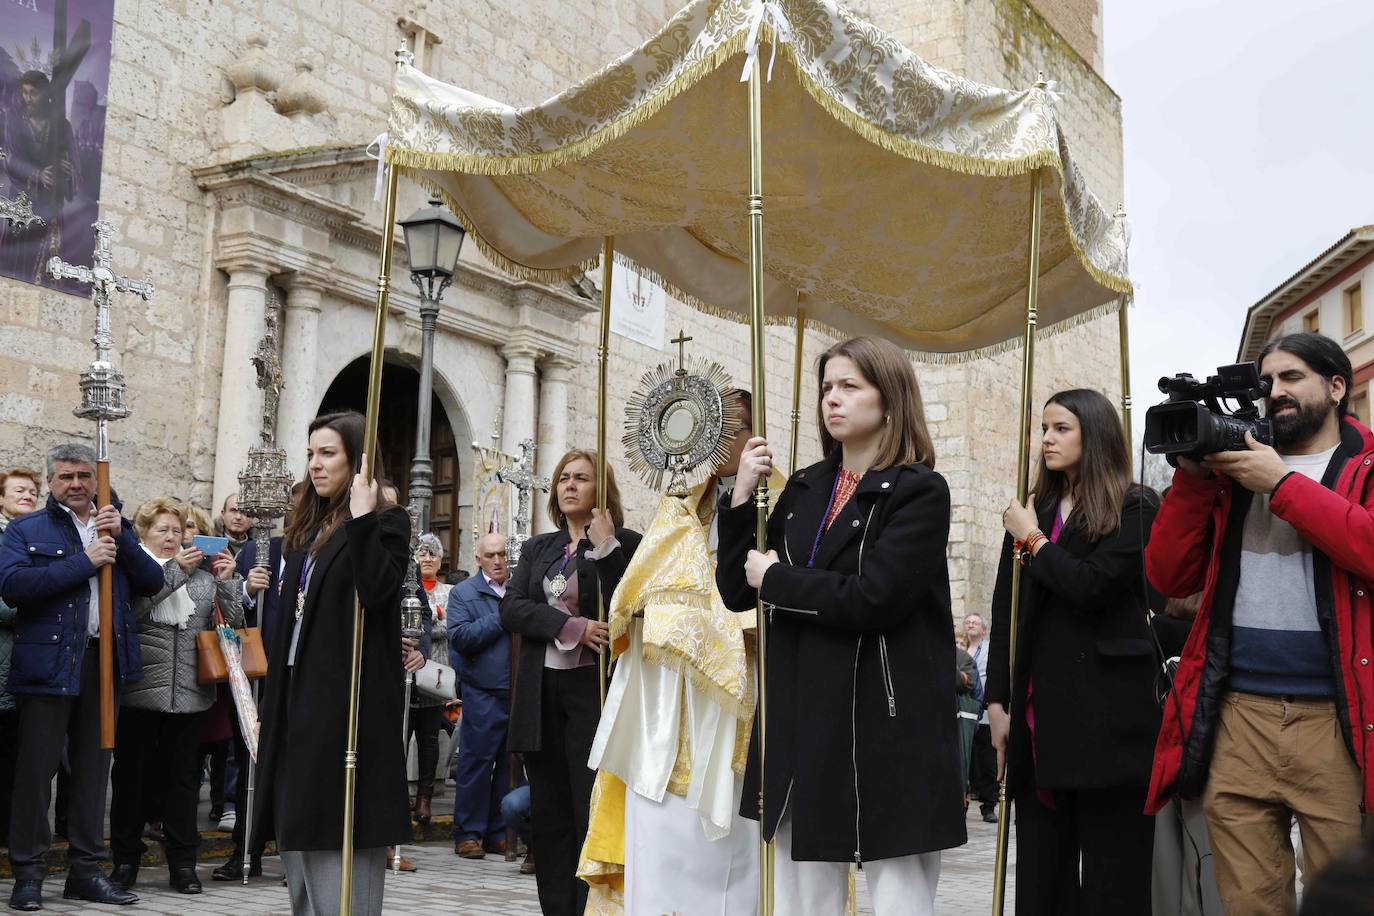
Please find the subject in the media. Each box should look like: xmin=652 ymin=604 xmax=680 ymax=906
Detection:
xmin=497 ymin=438 xmax=549 ymax=568
xmin=49 ymin=220 xmax=155 ymax=461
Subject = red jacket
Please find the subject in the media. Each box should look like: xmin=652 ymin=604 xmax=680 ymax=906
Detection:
xmin=1145 ymin=417 xmax=1374 ymax=815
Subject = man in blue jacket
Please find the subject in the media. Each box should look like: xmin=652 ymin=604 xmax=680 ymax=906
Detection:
xmin=448 ymin=533 xmax=515 ymax=859
xmin=0 ymin=444 xmax=163 ymax=910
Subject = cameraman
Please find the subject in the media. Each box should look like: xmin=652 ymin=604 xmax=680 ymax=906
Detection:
xmin=1145 ymin=332 xmax=1374 ymax=916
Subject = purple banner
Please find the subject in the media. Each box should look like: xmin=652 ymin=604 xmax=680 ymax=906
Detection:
xmin=0 ymin=0 xmax=114 ymax=294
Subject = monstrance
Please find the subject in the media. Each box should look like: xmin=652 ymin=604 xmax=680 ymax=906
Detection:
xmin=623 ymin=330 xmax=741 ymax=497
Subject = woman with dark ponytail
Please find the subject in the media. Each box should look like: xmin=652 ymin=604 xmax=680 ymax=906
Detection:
xmin=986 ymin=388 xmax=1161 ymax=915
xmin=253 ymin=411 xmax=412 ymax=916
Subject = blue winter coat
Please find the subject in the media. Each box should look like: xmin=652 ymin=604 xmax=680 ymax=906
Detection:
xmin=0 ymin=494 xmax=163 ymax=696
xmin=447 ymin=574 xmax=511 ymax=691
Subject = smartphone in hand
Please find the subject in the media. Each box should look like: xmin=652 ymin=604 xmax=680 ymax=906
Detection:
xmin=192 ymin=535 xmax=230 ymax=570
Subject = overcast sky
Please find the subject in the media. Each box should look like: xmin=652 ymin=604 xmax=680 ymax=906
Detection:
xmin=1103 ymin=0 xmax=1374 ymax=443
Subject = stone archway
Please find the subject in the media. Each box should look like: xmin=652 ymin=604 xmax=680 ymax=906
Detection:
xmin=317 ymin=357 xmax=466 ymax=574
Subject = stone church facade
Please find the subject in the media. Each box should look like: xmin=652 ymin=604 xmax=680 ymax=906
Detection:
xmin=0 ymin=0 xmax=1127 ymax=621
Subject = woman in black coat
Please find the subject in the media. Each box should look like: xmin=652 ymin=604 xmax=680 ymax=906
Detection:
xmin=717 ymin=336 xmax=966 ymax=916
xmin=499 ymin=449 xmax=640 ymax=916
xmin=986 ymin=388 xmax=1161 ymax=916
xmin=252 ymin=411 xmax=411 ymax=916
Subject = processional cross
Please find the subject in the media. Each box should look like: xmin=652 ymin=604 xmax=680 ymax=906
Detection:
xmin=234 ymin=296 xmax=293 ymax=882
xmin=49 ymin=219 xmax=154 ymax=750
xmin=497 ymin=438 xmax=549 ymax=568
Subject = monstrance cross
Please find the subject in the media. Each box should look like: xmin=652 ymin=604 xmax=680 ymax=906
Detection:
xmin=671 ymin=329 xmax=693 ymax=375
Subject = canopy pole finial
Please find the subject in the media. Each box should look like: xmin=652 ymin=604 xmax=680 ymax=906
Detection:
xmin=1034 ymin=70 xmax=1048 ymax=89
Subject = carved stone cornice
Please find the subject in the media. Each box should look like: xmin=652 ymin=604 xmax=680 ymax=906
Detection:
xmin=214 ymin=235 xmax=335 ymax=282
xmin=196 ymin=146 xmax=606 ymax=365
xmin=195 ymin=162 xmax=364 ymax=233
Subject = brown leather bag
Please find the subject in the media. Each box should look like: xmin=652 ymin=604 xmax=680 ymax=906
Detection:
xmin=197 ymin=602 xmax=268 ymax=684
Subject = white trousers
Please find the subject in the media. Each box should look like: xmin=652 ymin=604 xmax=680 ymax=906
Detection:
xmin=624 ymin=786 xmax=760 ymax=915
xmin=773 ymin=812 xmax=940 ymax=916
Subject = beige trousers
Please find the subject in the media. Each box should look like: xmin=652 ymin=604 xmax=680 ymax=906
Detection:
xmin=1202 ymin=692 xmax=1364 ymax=915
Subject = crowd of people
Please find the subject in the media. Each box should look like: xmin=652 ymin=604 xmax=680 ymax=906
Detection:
xmin=1 ymin=329 xmax=1373 ymax=915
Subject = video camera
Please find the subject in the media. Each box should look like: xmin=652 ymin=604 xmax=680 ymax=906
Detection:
xmin=1144 ymin=362 xmax=1273 ymax=464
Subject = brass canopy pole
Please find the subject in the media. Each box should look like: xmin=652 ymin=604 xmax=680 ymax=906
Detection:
xmin=992 ymin=167 xmax=1045 ymax=916
xmin=789 ymin=301 xmax=806 ymax=475
xmin=339 ymin=51 xmax=406 ymax=913
xmin=1118 ymin=298 xmax=1134 ymax=476
xmin=595 ymin=236 xmax=614 ymax=708
xmin=746 ymin=55 xmax=774 ymax=916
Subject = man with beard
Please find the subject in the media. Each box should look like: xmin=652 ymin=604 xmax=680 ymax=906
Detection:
xmin=0 ymin=71 xmax=80 ymax=284
xmin=1144 ymin=332 xmax=1374 ymax=916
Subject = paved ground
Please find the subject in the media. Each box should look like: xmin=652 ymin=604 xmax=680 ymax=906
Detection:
xmin=0 ymin=807 xmax=1013 ymax=915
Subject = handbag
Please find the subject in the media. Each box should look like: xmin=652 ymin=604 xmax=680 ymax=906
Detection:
xmin=413 ymin=659 xmax=458 ymax=702
xmin=197 ymin=600 xmax=269 ymax=684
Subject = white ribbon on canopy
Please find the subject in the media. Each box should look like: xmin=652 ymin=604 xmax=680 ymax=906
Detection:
xmin=738 ymin=0 xmax=794 ymax=82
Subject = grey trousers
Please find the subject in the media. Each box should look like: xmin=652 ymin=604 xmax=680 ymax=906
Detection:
xmin=7 ymin=646 xmax=111 ymax=881
xmin=1151 ymin=797 xmax=1222 ymax=916
xmin=280 ymin=847 xmax=387 ymax=916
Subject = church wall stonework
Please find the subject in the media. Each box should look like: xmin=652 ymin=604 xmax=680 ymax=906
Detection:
xmin=0 ymin=0 xmax=1125 ymax=623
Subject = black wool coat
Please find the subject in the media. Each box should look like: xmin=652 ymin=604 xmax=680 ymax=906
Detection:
xmin=716 ymin=451 xmax=968 ymax=863
xmin=985 ymin=490 xmax=1162 ymax=798
xmin=252 ymin=507 xmax=412 ymax=852
xmin=499 ymin=526 xmax=641 ymax=753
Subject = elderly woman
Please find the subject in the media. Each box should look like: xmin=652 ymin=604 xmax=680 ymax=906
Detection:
xmin=0 ymin=466 xmax=41 ymax=848
xmin=108 ymin=497 xmax=244 ymax=896
xmin=408 ymin=533 xmax=453 ymax=825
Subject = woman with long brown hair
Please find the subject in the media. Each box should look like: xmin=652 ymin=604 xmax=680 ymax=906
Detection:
xmin=499 ymin=449 xmax=641 ymax=916
xmin=985 ymin=388 xmax=1161 ymax=914
xmin=252 ymin=411 xmax=412 ymax=916
xmin=717 ymin=335 xmax=966 ymax=915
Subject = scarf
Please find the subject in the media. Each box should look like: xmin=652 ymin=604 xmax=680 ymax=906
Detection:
xmin=141 ymin=544 xmax=198 ymax=629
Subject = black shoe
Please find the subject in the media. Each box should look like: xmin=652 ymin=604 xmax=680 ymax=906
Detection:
xmin=107 ymin=864 xmax=138 ymax=890
xmin=981 ymin=808 xmax=998 ymax=824
xmin=62 ymin=873 xmax=137 ymax=906
xmin=169 ymin=866 xmax=202 ymax=895
xmin=212 ymin=853 xmax=264 ymax=882
xmin=7 ymin=879 xmax=41 ymax=911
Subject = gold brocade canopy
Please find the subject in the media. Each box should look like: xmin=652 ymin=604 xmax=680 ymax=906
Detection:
xmin=384 ymin=0 xmax=1132 ymax=356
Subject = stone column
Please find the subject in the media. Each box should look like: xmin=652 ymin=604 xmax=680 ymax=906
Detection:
xmin=213 ymin=264 xmax=271 ymax=511
xmin=534 ymin=358 xmax=572 ymax=533
xmin=277 ymin=278 xmax=324 ymax=480
xmin=500 ymin=343 xmax=540 ymax=456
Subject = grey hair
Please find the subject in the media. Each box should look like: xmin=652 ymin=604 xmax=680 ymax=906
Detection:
xmin=46 ymin=443 xmax=97 ymax=478
xmin=417 ymin=533 xmax=444 ymax=558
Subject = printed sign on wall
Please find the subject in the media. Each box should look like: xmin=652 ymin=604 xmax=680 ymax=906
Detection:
xmin=609 ymin=262 xmax=666 ymax=350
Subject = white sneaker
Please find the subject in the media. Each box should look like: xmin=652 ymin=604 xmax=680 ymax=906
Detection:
xmin=218 ymin=810 xmax=237 ymax=832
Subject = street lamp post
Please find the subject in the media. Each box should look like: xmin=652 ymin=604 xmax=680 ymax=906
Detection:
xmin=399 ymin=196 xmax=466 ymax=532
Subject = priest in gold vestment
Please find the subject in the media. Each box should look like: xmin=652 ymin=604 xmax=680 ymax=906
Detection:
xmin=578 ymin=402 xmax=779 ymax=915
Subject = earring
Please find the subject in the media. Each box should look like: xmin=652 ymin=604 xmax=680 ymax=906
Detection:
xmin=884 ymin=414 xmax=890 ymax=426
